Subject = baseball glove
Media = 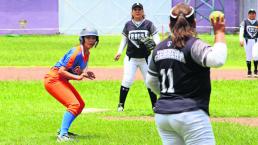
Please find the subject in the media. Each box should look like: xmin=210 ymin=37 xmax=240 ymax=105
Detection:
xmin=140 ymin=37 xmax=156 ymax=51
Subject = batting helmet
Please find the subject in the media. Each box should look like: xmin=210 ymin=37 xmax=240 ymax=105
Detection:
xmin=79 ymin=27 xmax=99 ymax=47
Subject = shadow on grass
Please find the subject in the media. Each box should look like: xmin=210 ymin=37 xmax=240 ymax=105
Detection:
xmin=75 ymin=134 xmax=101 ymax=140
xmin=50 ymin=134 xmax=101 ymax=142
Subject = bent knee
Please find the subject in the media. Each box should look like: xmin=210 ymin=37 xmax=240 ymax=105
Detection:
xmin=67 ymin=102 xmax=85 ymax=116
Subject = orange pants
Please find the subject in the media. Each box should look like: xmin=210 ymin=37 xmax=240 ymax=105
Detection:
xmin=44 ymin=67 xmax=85 ymax=116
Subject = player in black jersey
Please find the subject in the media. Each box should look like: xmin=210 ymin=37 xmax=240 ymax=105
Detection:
xmin=239 ymin=9 xmax=258 ymax=77
xmin=147 ymin=3 xmax=227 ymax=145
xmin=114 ymin=3 xmax=160 ymax=112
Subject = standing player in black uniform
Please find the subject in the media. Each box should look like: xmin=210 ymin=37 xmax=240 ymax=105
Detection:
xmin=114 ymin=3 xmax=160 ymax=111
xmin=239 ymin=9 xmax=258 ymax=77
xmin=147 ymin=3 xmax=227 ymax=145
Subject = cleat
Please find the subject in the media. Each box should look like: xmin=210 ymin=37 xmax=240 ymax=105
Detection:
xmin=254 ymin=70 xmax=258 ymax=78
xmin=247 ymin=71 xmax=252 ymax=77
xmin=117 ymin=103 xmax=124 ymax=112
xmin=57 ymin=134 xmax=74 ymax=142
xmin=57 ymin=130 xmax=78 ymax=137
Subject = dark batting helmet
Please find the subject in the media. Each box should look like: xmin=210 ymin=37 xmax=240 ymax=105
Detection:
xmin=79 ymin=27 xmax=99 ymax=47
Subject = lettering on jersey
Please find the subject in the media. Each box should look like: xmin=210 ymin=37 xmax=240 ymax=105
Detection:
xmin=128 ymin=30 xmax=149 ymax=48
xmin=247 ymin=26 xmax=258 ymax=38
xmin=167 ymin=41 xmax=172 ymax=47
xmin=155 ymin=49 xmax=186 ymax=63
xmin=73 ymin=66 xmax=82 ymax=75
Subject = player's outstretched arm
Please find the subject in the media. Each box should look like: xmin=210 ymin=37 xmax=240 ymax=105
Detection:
xmin=191 ymin=12 xmax=227 ymax=68
xmin=210 ymin=11 xmax=225 ymax=43
xmin=208 ymin=11 xmax=227 ymax=68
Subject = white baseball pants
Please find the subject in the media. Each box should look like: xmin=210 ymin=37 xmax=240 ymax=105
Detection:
xmin=244 ymin=39 xmax=258 ymax=61
xmin=155 ymin=110 xmax=215 ymax=145
xmin=121 ymin=55 xmax=150 ymax=88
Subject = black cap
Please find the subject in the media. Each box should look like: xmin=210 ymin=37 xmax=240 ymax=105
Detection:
xmin=132 ymin=3 xmax=143 ymax=10
xmin=248 ymin=9 xmax=256 ymax=14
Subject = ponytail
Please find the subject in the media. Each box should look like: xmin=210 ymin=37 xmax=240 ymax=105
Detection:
xmin=170 ymin=3 xmax=196 ymax=48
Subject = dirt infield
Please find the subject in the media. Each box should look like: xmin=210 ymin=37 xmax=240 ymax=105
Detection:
xmin=0 ymin=67 xmax=257 ymax=81
xmin=0 ymin=67 xmax=257 ymax=126
xmin=104 ymin=116 xmax=258 ymax=127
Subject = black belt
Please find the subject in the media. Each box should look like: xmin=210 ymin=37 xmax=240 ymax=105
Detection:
xmin=245 ymin=38 xmax=258 ymax=43
xmin=127 ymin=55 xmax=149 ymax=64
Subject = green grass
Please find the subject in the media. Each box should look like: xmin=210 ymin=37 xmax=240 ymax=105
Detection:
xmin=0 ymin=80 xmax=257 ymax=145
xmin=0 ymin=34 xmax=247 ymax=68
xmin=0 ymin=34 xmax=256 ymax=144
xmin=0 ymin=35 xmax=123 ymax=67
xmin=210 ymin=80 xmax=258 ymax=117
xmin=213 ymin=122 xmax=258 ymax=145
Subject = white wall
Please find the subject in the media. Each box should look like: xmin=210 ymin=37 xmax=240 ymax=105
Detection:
xmin=240 ymin=0 xmax=258 ymax=23
xmin=59 ymin=0 xmax=171 ymax=35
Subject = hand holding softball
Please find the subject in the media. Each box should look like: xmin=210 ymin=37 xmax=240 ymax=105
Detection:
xmin=209 ymin=11 xmax=225 ymax=34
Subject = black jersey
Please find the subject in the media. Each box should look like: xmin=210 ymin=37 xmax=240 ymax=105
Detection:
xmin=122 ymin=19 xmax=158 ymax=58
xmin=148 ymin=37 xmax=212 ymax=115
xmin=241 ymin=19 xmax=258 ymax=39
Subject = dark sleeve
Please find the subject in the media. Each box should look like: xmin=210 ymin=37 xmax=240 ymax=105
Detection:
xmin=149 ymin=21 xmax=158 ymax=36
xmin=122 ymin=22 xmax=128 ymax=37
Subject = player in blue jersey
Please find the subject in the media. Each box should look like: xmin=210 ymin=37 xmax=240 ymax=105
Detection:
xmin=44 ymin=27 xmax=98 ymax=142
xmin=147 ymin=3 xmax=227 ymax=145
xmin=114 ymin=3 xmax=160 ymax=111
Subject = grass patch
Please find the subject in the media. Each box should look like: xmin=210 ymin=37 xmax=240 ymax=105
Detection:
xmin=0 ymin=34 xmax=247 ymax=68
xmin=0 ymin=35 xmax=123 ymax=67
xmin=0 ymin=80 xmax=257 ymax=144
xmin=213 ymin=122 xmax=258 ymax=145
xmin=210 ymin=80 xmax=258 ymax=117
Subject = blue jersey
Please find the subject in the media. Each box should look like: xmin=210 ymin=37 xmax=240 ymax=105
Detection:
xmin=54 ymin=46 xmax=89 ymax=75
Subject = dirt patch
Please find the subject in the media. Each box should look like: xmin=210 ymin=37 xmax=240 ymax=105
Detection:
xmin=0 ymin=67 xmax=257 ymax=81
xmin=0 ymin=67 xmax=49 ymax=81
xmin=82 ymin=108 xmax=109 ymax=113
xmin=104 ymin=116 xmax=154 ymax=121
xmin=211 ymin=117 xmax=258 ymax=127
xmin=104 ymin=116 xmax=258 ymax=127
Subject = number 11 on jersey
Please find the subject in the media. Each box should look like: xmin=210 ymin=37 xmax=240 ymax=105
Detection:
xmin=160 ymin=68 xmax=175 ymax=93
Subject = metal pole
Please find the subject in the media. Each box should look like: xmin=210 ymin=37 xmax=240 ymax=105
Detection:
xmin=178 ymin=0 xmax=225 ymax=33
xmin=184 ymin=0 xmax=191 ymax=4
